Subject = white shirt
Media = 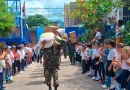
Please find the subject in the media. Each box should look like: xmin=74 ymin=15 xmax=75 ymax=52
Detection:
xmin=96 ymin=32 xmax=101 ymax=39
xmin=107 ymin=48 xmax=116 ymax=61
xmin=91 ymin=49 xmax=95 ymax=59
xmin=17 ymin=50 xmax=21 ymax=60
xmin=94 ymin=49 xmax=100 ymax=57
xmin=24 ymin=47 xmax=29 ymax=53
xmin=21 ymin=49 xmax=25 ymax=59
xmin=6 ymin=54 xmax=12 ymax=68
xmin=76 ymin=47 xmax=79 ymax=53
xmin=121 ymin=58 xmax=130 ymax=70
xmin=115 ymin=25 xmax=124 ymax=38
xmin=0 ymin=60 xmax=5 ymax=72
xmin=10 ymin=51 xmax=14 ymax=63
xmin=81 ymin=51 xmax=86 ymax=60
xmin=115 ymin=52 xmax=121 ymax=61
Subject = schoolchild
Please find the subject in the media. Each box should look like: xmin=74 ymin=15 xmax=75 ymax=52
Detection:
xmin=97 ymin=46 xmax=106 ymax=84
xmin=116 ymin=46 xmax=130 ymax=90
xmin=92 ymin=41 xmax=101 ymax=81
xmin=0 ymin=49 xmax=6 ymax=90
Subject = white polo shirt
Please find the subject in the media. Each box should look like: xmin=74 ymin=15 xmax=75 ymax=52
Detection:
xmin=96 ymin=32 xmax=101 ymax=39
xmin=21 ymin=49 xmax=25 ymax=60
xmin=94 ymin=48 xmax=100 ymax=57
xmin=122 ymin=58 xmax=130 ymax=70
xmin=10 ymin=51 xmax=14 ymax=63
xmin=17 ymin=50 xmax=21 ymax=60
xmin=0 ymin=60 xmax=6 ymax=72
xmin=107 ymin=48 xmax=116 ymax=61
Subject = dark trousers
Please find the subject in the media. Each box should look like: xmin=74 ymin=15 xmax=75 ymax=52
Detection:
xmin=69 ymin=55 xmax=75 ymax=65
xmin=37 ymin=55 xmax=40 ymax=63
xmin=82 ymin=60 xmax=87 ymax=73
xmin=127 ymin=78 xmax=130 ymax=90
xmin=94 ymin=58 xmax=99 ymax=77
xmin=0 ymin=72 xmax=3 ymax=89
xmin=76 ymin=52 xmax=79 ymax=61
xmin=99 ymin=62 xmax=105 ymax=83
xmin=32 ymin=55 xmax=35 ymax=62
xmin=21 ymin=59 xmax=25 ymax=71
xmin=12 ymin=60 xmax=17 ymax=75
xmin=17 ymin=60 xmax=21 ymax=72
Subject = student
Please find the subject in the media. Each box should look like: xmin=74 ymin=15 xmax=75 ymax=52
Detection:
xmin=93 ymin=41 xmax=100 ymax=81
xmin=91 ymin=42 xmax=96 ymax=78
xmin=11 ymin=45 xmax=18 ymax=76
xmin=76 ymin=43 xmax=80 ymax=62
xmin=106 ymin=40 xmax=116 ymax=90
xmin=112 ymin=43 xmax=124 ymax=90
xmin=81 ymin=45 xmax=88 ymax=74
xmin=115 ymin=46 xmax=130 ymax=90
xmin=97 ymin=47 xmax=106 ymax=84
xmin=8 ymin=46 xmax=14 ymax=81
xmin=86 ymin=43 xmax=92 ymax=76
xmin=0 ymin=49 xmax=6 ymax=90
xmin=102 ymin=39 xmax=111 ymax=88
xmin=20 ymin=44 xmax=26 ymax=71
xmin=5 ymin=46 xmax=12 ymax=83
xmin=17 ymin=46 xmax=22 ymax=73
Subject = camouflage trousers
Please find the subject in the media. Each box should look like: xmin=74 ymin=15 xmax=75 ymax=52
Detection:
xmin=44 ymin=70 xmax=59 ymax=87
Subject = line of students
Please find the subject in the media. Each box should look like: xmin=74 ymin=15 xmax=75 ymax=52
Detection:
xmin=0 ymin=43 xmax=38 ymax=90
xmin=75 ymin=39 xmax=130 ymax=90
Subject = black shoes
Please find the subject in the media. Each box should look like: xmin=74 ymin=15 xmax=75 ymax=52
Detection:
xmin=49 ymin=86 xmax=52 ymax=90
xmin=54 ymin=87 xmax=57 ymax=90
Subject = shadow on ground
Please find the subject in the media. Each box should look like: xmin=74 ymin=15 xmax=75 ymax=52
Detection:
xmin=25 ymin=81 xmax=45 ymax=85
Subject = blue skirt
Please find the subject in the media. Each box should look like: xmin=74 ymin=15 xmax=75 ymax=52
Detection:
xmin=116 ymin=70 xmax=129 ymax=88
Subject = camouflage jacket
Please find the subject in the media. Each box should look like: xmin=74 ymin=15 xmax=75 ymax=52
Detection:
xmin=66 ymin=40 xmax=75 ymax=56
xmin=42 ymin=41 xmax=66 ymax=74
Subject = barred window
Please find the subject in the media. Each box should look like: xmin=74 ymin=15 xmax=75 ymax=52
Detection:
xmin=123 ymin=5 xmax=130 ymax=24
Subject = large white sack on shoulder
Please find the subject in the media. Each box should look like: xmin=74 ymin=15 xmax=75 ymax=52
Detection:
xmin=58 ymin=28 xmax=65 ymax=35
xmin=37 ymin=40 xmax=53 ymax=49
xmin=40 ymin=32 xmax=55 ymax=43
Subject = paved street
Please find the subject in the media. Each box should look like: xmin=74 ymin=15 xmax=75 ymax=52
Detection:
xmin=5 ymin=56 xmax=107 ymax=90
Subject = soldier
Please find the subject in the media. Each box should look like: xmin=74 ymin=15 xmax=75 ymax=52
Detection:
xmin=66 ymin=39 xmax=76 ymax=65
xmin=40 ymin=36 xmax=66 ymax=90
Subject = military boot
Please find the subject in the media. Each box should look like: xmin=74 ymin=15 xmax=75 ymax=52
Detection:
xmin=54 ymin=87 xmax=57 ymax=90
xmin=48 ymin=85 xmax=52 ymax=90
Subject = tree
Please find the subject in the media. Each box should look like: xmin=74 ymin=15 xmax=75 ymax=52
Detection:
xmin=68 ymin=0 xmax=125 ymax=41
xmin=25 ymin=14 xmax=53 ymax=28
xmin=0 ymin=0 xmax=15 ymax=37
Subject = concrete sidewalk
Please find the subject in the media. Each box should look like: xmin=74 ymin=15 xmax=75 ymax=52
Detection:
xmin=5 ymin=56 xmax=107 ymax=90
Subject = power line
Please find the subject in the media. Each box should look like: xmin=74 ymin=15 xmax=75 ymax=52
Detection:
xmin=26 ymin=8 xmax=64 ymax=9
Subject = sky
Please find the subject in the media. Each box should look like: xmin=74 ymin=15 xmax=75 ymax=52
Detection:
xmin=23 ymin=0 xmax=75 ymax=21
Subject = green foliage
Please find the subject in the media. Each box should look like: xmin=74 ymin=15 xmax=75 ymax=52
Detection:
xmin=122 ymin=21 xmax=130 ymax=46
xmin=68 ymin=0 xmax=125 ymax=42
xmin=0 ymin=0 xmax=15 ymax=37
xmin=25 ymin=14 xmax=53 ymax=28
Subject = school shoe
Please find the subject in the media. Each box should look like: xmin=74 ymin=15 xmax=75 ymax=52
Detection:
xmin=10 ymin=76 xmax=13 ymax=80
xmin=92 ymin=76 xmax=96 ymax=80
xmin=20 ymin=71 xmax=23 ymax=74
xmin=102 ymin=84 xmax=108 ymax=89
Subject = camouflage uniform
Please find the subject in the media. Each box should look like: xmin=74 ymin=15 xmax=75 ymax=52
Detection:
xmin=66 ymin=40 xmax=76 ymax=65
xmin=43 ymin=44 xmax=66 ymax=88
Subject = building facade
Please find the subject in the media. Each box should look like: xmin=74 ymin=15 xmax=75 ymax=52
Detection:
xmin=64 ymin=2 xmax=78 ymax=27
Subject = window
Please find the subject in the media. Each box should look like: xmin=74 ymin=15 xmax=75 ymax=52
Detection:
xmin=123 ymin=5 xmax=130 ymax=24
